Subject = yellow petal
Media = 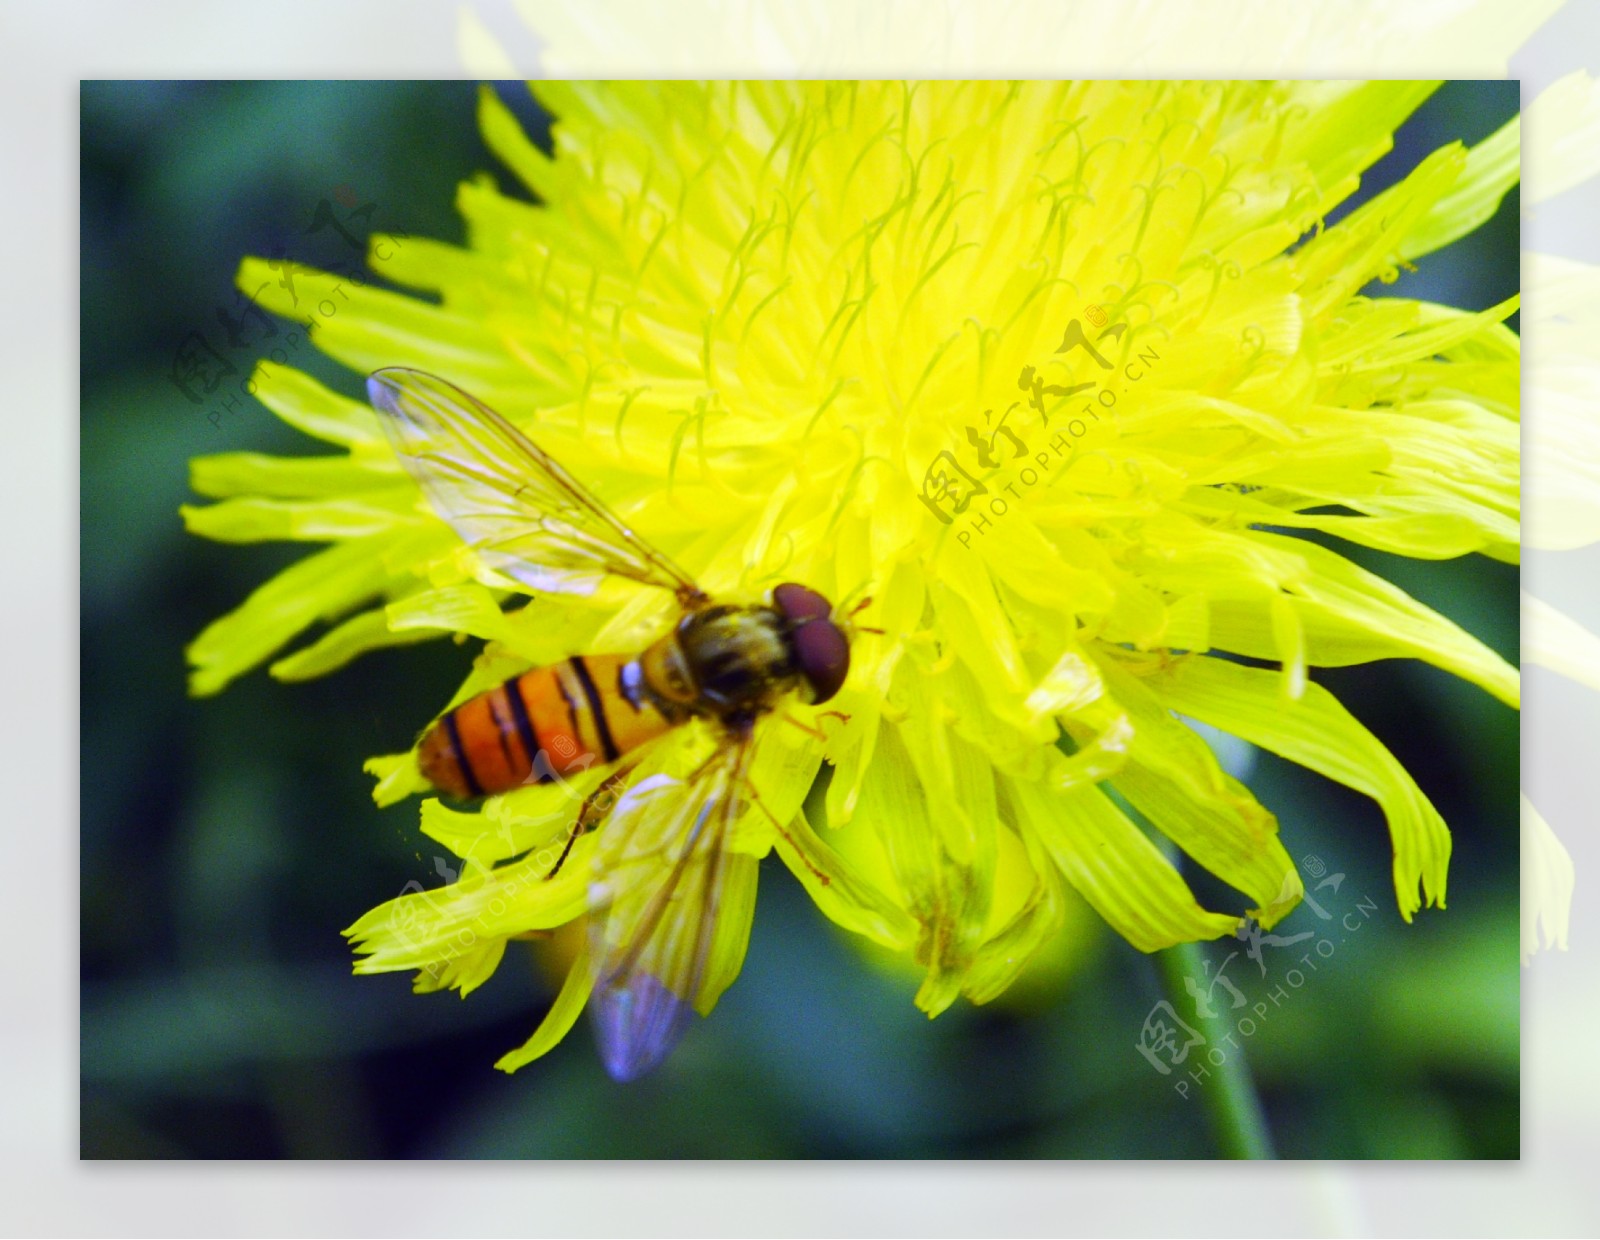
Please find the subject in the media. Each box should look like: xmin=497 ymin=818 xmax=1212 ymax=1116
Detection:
xmin=1524 ymin=70 xmax=1600 ymax=206
xmin=1008 ymin=776 xmax=1238 ymax=952
xmin=1096 ymin=656 xmax=1301 ymax=926
xmin=345 ymin=841 xmax=592 ymax=973
xmin=185 ymin=534 xmax=419 ymax=696
xmin=269 ymin=608 xmax=437 ymax=682
xmin=494 ymin=942 xmax=596 ymax=1073
xmin=1521 ymin=795 xmax=1574 ymax=962
xmin=771 ymin=803 xmax=918 ymax=952
xmin=1401 ymin=113 xmax=1518 ymax=261
xmin=1149 ymin=654 xmax=1451 ymax=920
xmin=1524 ymin=591 xmax=1600 ymax=694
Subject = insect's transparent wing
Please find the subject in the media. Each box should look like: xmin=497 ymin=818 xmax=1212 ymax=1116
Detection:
xmin=367 ymin=368 xmax=701 ymax=598
xmin=586 ymin=735 xmax=754 ymax=1082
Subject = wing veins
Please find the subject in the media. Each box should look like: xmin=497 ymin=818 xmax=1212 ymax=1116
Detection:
xmin=595 ymin=732 xmax=755 ymax=1011
xmin=369 ymin=368 xmax=703 ymax=598
xmin=596 ymin=739 xmax=749 ymax=994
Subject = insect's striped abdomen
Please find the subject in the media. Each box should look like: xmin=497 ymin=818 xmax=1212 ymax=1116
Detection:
xmin=418 ymin=653 xmax=674 ymax=799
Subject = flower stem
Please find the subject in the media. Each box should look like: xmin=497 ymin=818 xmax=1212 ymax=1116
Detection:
xmin=1155 ymin=938 xmax=1278 ymax=1159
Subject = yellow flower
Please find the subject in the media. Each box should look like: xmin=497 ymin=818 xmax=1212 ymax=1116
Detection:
xmin=185 ymin=81 xmax=1519 ymax=1073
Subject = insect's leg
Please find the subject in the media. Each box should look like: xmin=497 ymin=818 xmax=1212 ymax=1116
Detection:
xmin=740 ymin=775 xmax=832 ymax=888
xmin=778 ymin=712 xmax=828 ymax=742
xmin=541 ymin=758 xmax=641 ymax=882
xmin=542 ymin=820 xmax=586 ymax=883
xmin=778 ymin=710 xmax=852 ymax=742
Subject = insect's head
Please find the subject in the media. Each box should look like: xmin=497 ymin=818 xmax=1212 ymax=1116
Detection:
xmin=771 ymin=583 xmax=852 ymax=705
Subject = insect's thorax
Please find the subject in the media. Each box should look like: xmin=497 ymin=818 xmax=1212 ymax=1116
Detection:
xmin=635 ymin=604 xmax=797 ymax=722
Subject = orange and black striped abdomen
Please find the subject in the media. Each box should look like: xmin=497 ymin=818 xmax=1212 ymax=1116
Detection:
xmin=418 ymin=653 xmax=675 ymax=799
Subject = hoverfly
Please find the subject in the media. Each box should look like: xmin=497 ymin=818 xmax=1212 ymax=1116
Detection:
xmin=367 ymin=367 xmax=863 ymax=1081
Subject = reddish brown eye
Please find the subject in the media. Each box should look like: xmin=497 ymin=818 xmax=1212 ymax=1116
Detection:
xmin=791 ymin=618 xmax=850 ymax=703
xmin=773 ymin=582 xmax=849 ymax=703
xmin=773 ymin=582 xmax=832 ymax=625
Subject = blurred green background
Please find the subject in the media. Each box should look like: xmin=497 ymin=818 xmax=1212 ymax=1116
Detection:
xmin=80 ymin=80 xmax=1519 ymax=1159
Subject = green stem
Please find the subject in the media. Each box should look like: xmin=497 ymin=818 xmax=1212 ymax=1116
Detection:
xmin=1156 ymin=938 xmax=1278 ymax=1160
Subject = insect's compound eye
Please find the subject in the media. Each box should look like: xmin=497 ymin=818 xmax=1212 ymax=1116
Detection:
xmin=772 ymin=583 xmax=832 ymax=626
xmin=773 ymin=582 xmax=849 ymax=704
xmin=791 ymin=617 xmax=849 ymax=703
